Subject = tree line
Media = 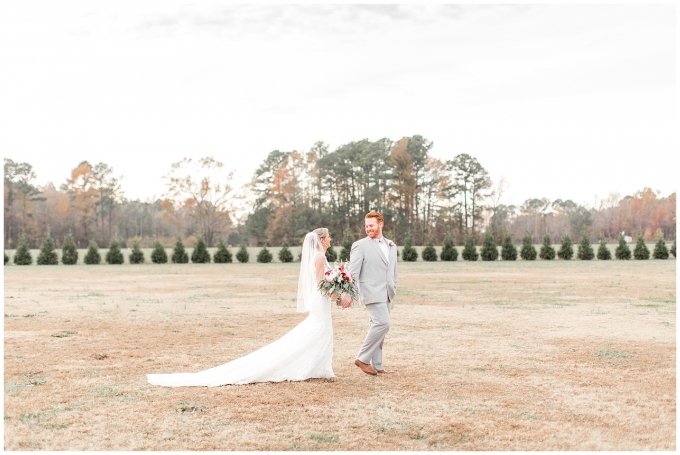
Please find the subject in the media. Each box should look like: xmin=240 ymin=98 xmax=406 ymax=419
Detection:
xmin=4 ymin=136 xmax=676 ymax=250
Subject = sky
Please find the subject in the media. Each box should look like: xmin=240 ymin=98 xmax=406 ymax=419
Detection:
xmin=1 ymin=2 xmax=677 ymax=210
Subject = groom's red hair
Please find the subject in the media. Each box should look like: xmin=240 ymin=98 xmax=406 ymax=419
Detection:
xmin=365 ymin=211 xmax=384 ymax=224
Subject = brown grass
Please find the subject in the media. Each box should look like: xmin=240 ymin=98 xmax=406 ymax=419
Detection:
xmin=3 ymin=260 xmax=676 ymax=450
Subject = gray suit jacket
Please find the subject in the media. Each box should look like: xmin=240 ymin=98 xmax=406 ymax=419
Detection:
xmin=347 ymin=236 xmax=398 ymax=309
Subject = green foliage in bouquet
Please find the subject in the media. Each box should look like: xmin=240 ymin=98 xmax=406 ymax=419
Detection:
xmin=13 ymin=233 xmax=33 ymax=265
xmin=557 ymin=234 xmax=574 ymax=260
xmin=597 ymin=236 xmax=611 ymax=260
xmin=84 ymin=240 xmax=101 ymax=265
xmin=105 ymin=239 xmax=124 ymax=264
xmin=37 ymin=228 xmax=58 ymax=265
xmin=401 ymin=232 xmax=418 ymax=262
xmin=577 ymin=231 xmax=594 ymax=260
xmin=318 ymin=262 xmax=358 ymax=306
xmin=236 ymin=243 xmax=249 ymax=263
xmin=440 ymin=232 xmax=458 ymax=261
xmin=213 ymin=239 xmax=233 ymax=263
xmin=278 ymin=239 xmax=293 ymax=263
xmin=519 ymin=231 xmax=537 ymax=261
xmin=462 ymin=235 xmax=479 ymax=261
xmin=539 ymin=234 xmax=555 ymax=260
xmin=61 ymin=231 xmax=78 ymax=265
xmin=151 ymin=240 xmax=168 ymax=264
xmin=615 ymin=233 xmax=631 ymax=260
xmin=480 ymin=231 xmax=499 ymax=261
xmin=191 ymin=237 xmax=211 ymax=263
xmin=652 ymin=233 xmax=669 ymax=260
xmin=421 ymin=236 xmax=438 ymax=262
xmin=339 ymin=232 xmax=354 ymax=262
xmin=171 ymin=238 xmax=189 ymax=264
xmin=633 ymin=232 xmax=649 ymax=260
xmin=129 ymin=240 xmax=145 ymax=264
xmin=257 ymin=245 xmax=273 ymax=263
xmin=500 ymin=233 xmax=517 ymax=261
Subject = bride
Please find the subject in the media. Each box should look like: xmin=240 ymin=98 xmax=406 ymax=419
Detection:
xmin=147 ymin=228 xmax=336 ymax=387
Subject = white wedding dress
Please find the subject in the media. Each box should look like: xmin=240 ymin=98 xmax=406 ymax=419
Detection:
xmin=147 ymin=234 xmax=334 ymax=387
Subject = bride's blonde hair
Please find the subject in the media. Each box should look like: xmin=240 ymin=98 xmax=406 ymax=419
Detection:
xmin=313 ymin=228 xmax=329 ymax=240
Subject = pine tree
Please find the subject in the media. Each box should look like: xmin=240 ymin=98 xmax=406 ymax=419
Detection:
xmin=105 ymin=239 xmax=124 ymax=264
xmin=191 ymin=237 xmax=211 ymax=263
xmin=615 ymin=233 xmax=631 ymax=260
xmin=129 ymin=240 xmax=145 ymax=264
xmin=539 ymin=234 xmax=555 ymax=260
xmin=325 ymin=245 xmax=338 ymax=263
xmin=421 ymin=236 xmax=438 ymax=261
xmin=519 ymin=231 xmax=537 ymax=261
xmin=633 ymin=232 xmax=650 ymax=260
xmin=84 ymin=240 xmax=101 ymax=265
xmin=480 ymin=231 xmax=499 ymax=261
xmin=151 ymin=240 xmax=168 ymax=264
xmin=652 ymin=233 xmax=669 ymax=260
xmin=577 ymin=231 xmax=594 ymax=260
xmin=278 ymin=238 xmax=293 ymax=263
xmin=462 ymin=235 xmax=479 ymax=261
xmin=171 ymin=238 xmax=189 ymax=263
xmin=236 ymin=243 xmax=249 ymax=263
xmin=4 ymin=251 xmax=8 ymax=265
xmin=500 ymin=233 xmax=518 ymax=261
xmin=257 ymin=245 xmax=273 ymax=263
xmin=557 ymin=234 xmax=574 ymax=260
xmin=440 ymin=232 xmax=458 ymax=261
xmin=37 ymin=228 xmax=58 ymax=265
xmin=597 ymin=236 xmax=611 ymax=260
xmin=61 ymin=231 xmax=78 ymax=265
xmin=213 ymin=238 xmax=233 ymax=263
xmin=671 ymin=239 xmax=676 ymax=258
xmin=401 ymin=232 xmax=418 ymax=262
xmin=339 ymin=231 xmax=354 ymax=261
xmin=13 ymin=233 xmax=33 ymax=265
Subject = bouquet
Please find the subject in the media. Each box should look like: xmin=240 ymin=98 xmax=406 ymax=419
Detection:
xmin=318 ymin=261 xmax=358 ymax=306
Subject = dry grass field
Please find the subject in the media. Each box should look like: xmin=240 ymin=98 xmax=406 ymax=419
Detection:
xmin=3 ymin=260 xmax=676 ymax=450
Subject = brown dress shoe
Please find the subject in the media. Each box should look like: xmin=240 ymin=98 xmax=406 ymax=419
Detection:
xmin=354 ymin=359 xmax=377 ymax=375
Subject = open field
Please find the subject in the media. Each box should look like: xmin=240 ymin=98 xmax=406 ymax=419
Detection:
xmin=3 ymin=261 xmax=676 ymax=450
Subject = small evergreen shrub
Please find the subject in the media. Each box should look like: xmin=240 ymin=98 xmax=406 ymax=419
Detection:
xmin=105 ymin=239 xmax=124 ymax=264
xmin=37 ymin=229 xmax=58 ymax=265
xmin=500 ymin=233 xmax=518 ymax=261
xmin=84 ymin=240 xmax=101 ymax=265
xmin=633 ymin=233 xmax=650 ymax=260
xmin=401 ymin=232 xmax=418 ymax=262
xmin=519 ymin=231 xmax=537 ymax=261
xmin=151 ymin=240 xmax=168 ymax=264
xmin=4 ymin=251 xmax=8 ymax=265
xmin=615 ymin=233 xmax=631 ymax=260
xmin=577 ymin=231 xmax=594 ymax=260
xmin=325 ymin=245 xmax=337 ymax=262
xmin=652 ymin=234 xmax=669 ymax=260
xmin=257 ymin=245 xmax=273 ymax=263
xmin=462 ymin=235 xmax=479 ymax=261
xmin=480 ymin=231 xmax=499 ymax=261
xmin=213 ymin=239 xmax=233 ymax=263
xmin=597 ymin=236 xmax=611 ymax=260
xmin=278 ymin=239 xmax=293 ymax=263
xmin=339 ymin=232 xmax=354 ymax=262
xmin=557 ymin=234 xmax=574 ymax=260
xmin=671 ymin=239 xmax=676 ymax=258
xmin=236 ymin=243 xmax=249 ymax=263
xmin=61 ymin=231 xmax=78 ymax=265
xmin=421 ymin=236 xmax=438 ymax=262
xmin=171 ymin=238 xmax=189 ymax=263
xmin=129 ymin=240 xmax=145 ymax=264
xmin=13 ymin=234 xmax=33 ymax=265
xmin=539 ymin=234 xmax=555 ymax=260
xmin=191 ymin=237 xmax=211 ymax=263
xmin=440 ymin=232 xmax=458 ymax=261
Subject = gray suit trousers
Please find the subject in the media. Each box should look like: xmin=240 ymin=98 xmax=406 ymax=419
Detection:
xmin=357 ymin=302 xmax=391 ymax=370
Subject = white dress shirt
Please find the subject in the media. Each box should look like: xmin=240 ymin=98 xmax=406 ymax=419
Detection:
xmin=374 ymin=236 xmax=389 ymax=263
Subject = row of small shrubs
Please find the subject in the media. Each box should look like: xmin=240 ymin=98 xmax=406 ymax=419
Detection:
xmin=5 ymin=230 xmax=676 ymax=266
xmin=400 ymin=231 xmax=676 ymax=262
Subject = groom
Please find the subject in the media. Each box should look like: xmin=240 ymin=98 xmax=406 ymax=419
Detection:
xmin=341 ymin=211 xmax=398 ymax=375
